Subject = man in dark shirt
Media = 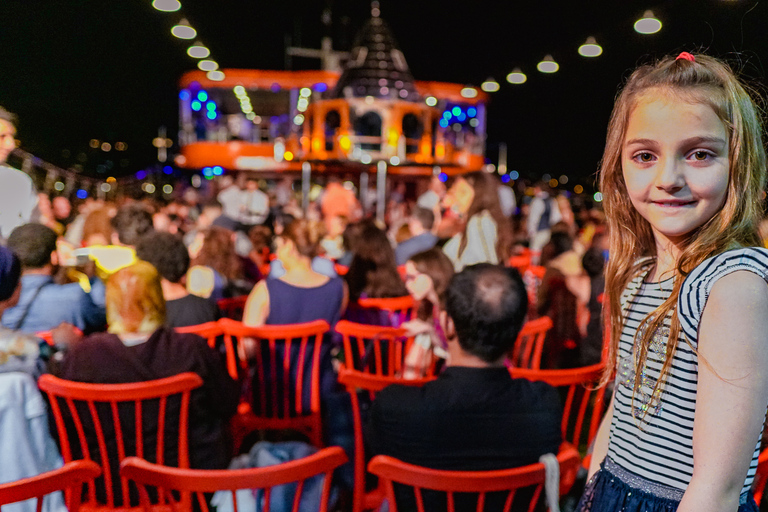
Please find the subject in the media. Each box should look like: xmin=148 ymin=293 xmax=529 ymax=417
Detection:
xmin=367 ymin=264 xmax=562 ymax=510
xmin=136 ymin=231 xmax=219 ymax=327
xmin=394 ymin=207 xmax=438 ymax=266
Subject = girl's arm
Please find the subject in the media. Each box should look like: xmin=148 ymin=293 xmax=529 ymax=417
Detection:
xmin=242 ymin=280 xmax=270 ymax=327
xmin=588 ymin=396 xmax=614 ymax=479
xmin=679 ymin=270 xmax=768 ymax=512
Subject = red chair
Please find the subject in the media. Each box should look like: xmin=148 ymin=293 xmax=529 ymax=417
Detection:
xmin=35 ymin=326 xmax=83 ymax=346
xmin=218 ymin=318 xmax=330 ymax=453
xmin=753 ymin=448 xmax=768 ymax=505
xmin=0 ymin=460 xmax=101 ymax=512
xmin=368 ymin=443 xmax=581 ymax=512
xmin=508 ymin=316 xmax=553 ymax=369
xmin=176 ymin=321 xmax=223 ymax=350
xmin=338 ymin=368 xmax=436 ymax=512
xmin=507 ymin=254 xmax=532 ymax=274
xmin=334 ymin=263 xmax=349 ymax=276
xmin=37 ymin=372 xmax=203 ymax=511
xmin=509 ymin=364 xmax=607 ymax=456
xmin=217 ymin=295 xmax=249 ymax=321
xmin=335 ymin=320 xmax=434 ymax=377
xmin=120 ymin=446 xmax=347 ymax=512
xmin=349 ymin=295 xmax=415 ymax=327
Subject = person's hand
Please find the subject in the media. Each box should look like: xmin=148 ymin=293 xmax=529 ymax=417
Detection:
xmin=50 ymin=322 xmax=83 ymax=348
xmin=400 ymin=319 xmax=432 ymax=337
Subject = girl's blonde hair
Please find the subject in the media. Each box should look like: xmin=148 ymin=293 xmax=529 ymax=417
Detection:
xmin=600 ymin=54 xmax=767 ymax=415
xmin=106 ymin=261 xmax=166 ymax=335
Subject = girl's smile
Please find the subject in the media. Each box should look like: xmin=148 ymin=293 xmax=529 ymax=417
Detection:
xmin=621 ymin=89 xmax=730 ymax=253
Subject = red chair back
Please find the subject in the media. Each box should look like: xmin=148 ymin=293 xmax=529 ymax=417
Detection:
xmin=338 ymin=368 xmax=436 ymax=512
xmin=348 ymin=295 xmax=415 ymax=327
xmin=218 ymin=318 xmax=330 ymax=451
xmin=37 ymin=373 xmax=203 ymax=510
xmin=509 ymin=316 xmax=553 ymax=369
xmin=753 ymin=448 xmax=768 ymax=505
xmin=335 ymin=320 xmax=430 ymax=377
xmin=120 ymin=447 xmax=347 ymax=512
xmin=176 ymin=321 xmax=223 ymax=349
xmin=509 ymin=364 xmax=607 ymax=453
xmin=368 ymin=443 xmax=581 ymax=512
xmin=0 ymin=460 xmax=101 ymax=512
xmin=217 ymin=295 xmax=249 ymax=321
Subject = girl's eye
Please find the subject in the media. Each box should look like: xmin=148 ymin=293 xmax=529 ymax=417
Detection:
xmin=633 ymin=152 xmax=655 ymax=163
xmin=691 ymin=151 xmax=712 ymax=161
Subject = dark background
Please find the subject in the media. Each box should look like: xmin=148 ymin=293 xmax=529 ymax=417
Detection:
xmin=1 ymin=0 xmax=766 ymax=188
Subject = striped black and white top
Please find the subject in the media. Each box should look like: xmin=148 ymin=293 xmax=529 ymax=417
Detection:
xmin=607 ymin=247 xmax=768 ymax=493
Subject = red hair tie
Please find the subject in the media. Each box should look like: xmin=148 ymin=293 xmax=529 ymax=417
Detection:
xmin=676 ymin=52 xmax=695 ymax=62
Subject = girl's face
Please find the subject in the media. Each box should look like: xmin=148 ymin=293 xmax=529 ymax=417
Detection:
xmin=443 ymin=177 xmax=474 ymax=215
xmin=404 ymin=261 xmax=434 ymax=301
xmin=621 ymin=90 xmax=730 ymax=251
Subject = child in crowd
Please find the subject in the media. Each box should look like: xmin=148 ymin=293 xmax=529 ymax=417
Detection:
xmin=582 ymin=52 xmax=768 ymax=511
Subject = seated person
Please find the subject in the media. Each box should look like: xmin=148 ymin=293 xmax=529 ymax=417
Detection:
xmin=0 ymin=246 xmax=46 ymax=378
xmin=57 ymin=261 xmax=239 ymax=472
xmin=394 ymin=207 xmax=438 ymax=266
xmin=135 ymin=231 xmax=219 ymax=328
xmin=367 ymin=264 xmax=562 ymax=511
xmin=2 ymin=223 xmax=106 ymax=334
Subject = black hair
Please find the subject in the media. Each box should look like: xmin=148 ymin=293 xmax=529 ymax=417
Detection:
xmin=135 ymin=232 xmax=190 ymax=283
xmin=111 ymin=204 xmax=154 ymax=246
xmin=7 ymin=223 xmax=57 ymax=269
xmin=445 ymin=264 xmax=528 ymax=363
xmin=581 ymin=246 xmax=606 ymax=278
xmin=411 ymin=207 xmax=435 ymax=231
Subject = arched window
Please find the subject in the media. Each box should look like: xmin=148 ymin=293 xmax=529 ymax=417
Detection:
xmin=354 ymin=111 xmax=382 ymax=151
xmin=325 ymin=110 xmax=341 ymax=151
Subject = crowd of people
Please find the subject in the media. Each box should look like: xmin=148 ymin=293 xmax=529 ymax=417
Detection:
xmin=2 ymin=50 xmax=768 ymax=512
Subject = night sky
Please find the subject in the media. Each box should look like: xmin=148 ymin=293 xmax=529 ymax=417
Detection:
xmin=2 ymin=0 xmax=767 ymax=188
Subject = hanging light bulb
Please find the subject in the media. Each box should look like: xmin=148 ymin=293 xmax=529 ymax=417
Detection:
xmin=187 ymin=41 xmax=210 ymax=59
xmin=578 ymin=37 xmax=603 ymax=57
xmin=634 ymin=10 xmax=662 ymax=34
xmin=152 ymin=0 xmax=181 ymax=12
xmin=537 ymin=55 xmax=559 ymax=73
xmin=481 ymin=77 xmax=500 ymax=92
xmin=506 ymin=68 xmax=527 ymax=84
xmin=207 ymin=70 xmax=225 ymax=81
xmin=197 ymin=59 xmax=219 ymax=71
xmin=171 ymin=18 xmax=197 ymax=40
xmin=460 ymin=87 xmax=478 ymax=98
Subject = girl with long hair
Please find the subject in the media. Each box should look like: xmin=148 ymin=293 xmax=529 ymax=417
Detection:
xmin=582 ymin=53 xmax=768 ymax=511
xmin=442 ymin=171 xmax=512 ymax=271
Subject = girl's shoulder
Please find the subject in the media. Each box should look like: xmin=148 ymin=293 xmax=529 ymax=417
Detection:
xmin=679 ymin=247 xmax=768 ymax=344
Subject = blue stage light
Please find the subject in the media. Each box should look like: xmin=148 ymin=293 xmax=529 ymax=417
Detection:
xmin=206 ymin=110 xmax=217 ymax=120
xmin=163 ymin=166 xmax=173 ymax=175
xmin=197 ymin=91 xmax=208 ymax=102
xmin=191 ymin=101 xmax=202 ymax=111
xmin=76 ymin=189 xmax=87 ymax=199
xmin=179 ymin=90 xmax=190 ymax=101
xmin=213 ymin=166 xmax=223 ymax=175
xmin=467 ymin=107 xmax=477 ymax=117
xmin=206 ymin=101 xmax=217 ymax=111
xmin=451 ymin=106 xmax=461 ymax=116
xmin=439 ymin=172 xmax=448 ymax=182
xmin=439 ymin=119 xmax=449 ymax=128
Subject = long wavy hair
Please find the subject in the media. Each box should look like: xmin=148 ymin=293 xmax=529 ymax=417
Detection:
xmin=600 ymin=54 xmax=767 ymax=416
xmin=345 ymin=222 xmax=408 ymax=301
xmin=192 ymin=226 xmax=243 ymax=282
xmin=457 ymin=171 xmax=512 ymax=263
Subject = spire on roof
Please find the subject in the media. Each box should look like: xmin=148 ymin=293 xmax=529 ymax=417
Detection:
xmin=331 ymin=11 xmax=419 ymax=102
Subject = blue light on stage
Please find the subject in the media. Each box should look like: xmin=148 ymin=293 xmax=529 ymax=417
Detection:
xmin=163 ymin=166 xmax=173 ymax=175
xmin=191 ymin=101 xmax=202 ymax=111
xmin=313 ymin=83 xmax=328 ymax=92
xmin=439 ymin=172 xmax=448 ymax=182
xmin=197 ymin=91 xmax=208 ymax=102
xmin=510 ymin=170 xmax=519 ymax=180
xmin=443 ymin=111 xmax=452 ymax=120
xmin=206 ymin=110 xmax=217 ymax=120
xmin=501 ymin=174 xmax=511 ymax=183
xmin=206 ymin=102 xmax=217 ymax=111
xmin=76 ymin=189 xmax=87 ymax=199
xmin=179 ymin=90 xmax=190 ymax=101
xmin=467 ymin=107 xmax=477 ymax=117
xmin=202 ymin=167 xmax=213 ymax=176
xmin=213 ymin=166 xmax=223 ymax=175
xmin=439 ymin=118 xmax=449 ymax=128
xmin=451 ymin=106 xmax=461 ymax=116
xmin=136 ymin=170 xmax=147 ymax=180
xmin=457 ymin=113 xmax=467 ymax=122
